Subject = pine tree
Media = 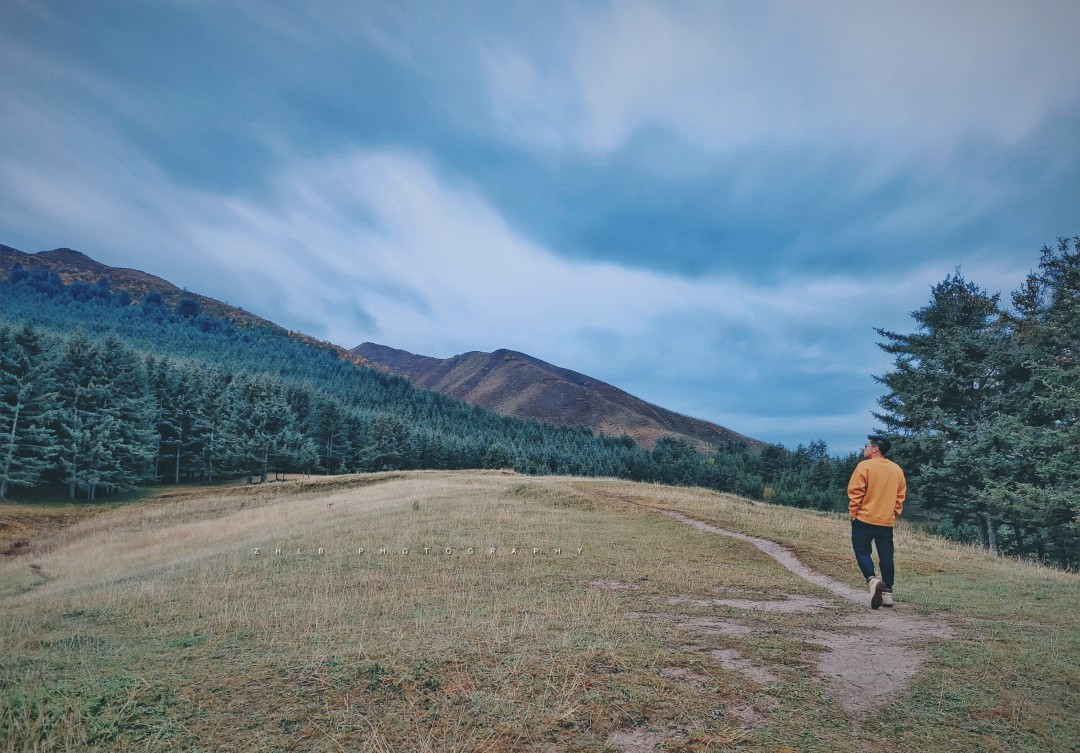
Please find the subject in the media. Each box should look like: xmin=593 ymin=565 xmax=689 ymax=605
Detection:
xmin=998 ymin=238 xmax=1080 ymax=566
xmin=222 ymin=376 xmax=299 ymax=483
xmin=311 ymin=396 xmax=351 ymax=474
xmin=55 ymin=332 xmax=103 ymax=501
xmin=193 ymin=367 xmax=231 ymax=483
xmin=360 ymin=413 xmax=411 ymax=471
xmin=482 ymin=442 xmax=515 ymax=470
xmin=94 ymin=336 xmax=155 ymax=497
xmin=148 ymin=357 xmax=204 ymax=484
xmin=874 ymin=272 xmax=1009 ymax=551
xmin=0 ymin=324 xmax=58 ymax=500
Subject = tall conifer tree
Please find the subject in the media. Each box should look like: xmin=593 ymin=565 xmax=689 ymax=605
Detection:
xmin=874 ymin=272 xmax=1008 ymax=551
xmin=0 ymin=324 xmax=58 ymax=500
xmin=999 ymin=238 xmax=1080 ymax=566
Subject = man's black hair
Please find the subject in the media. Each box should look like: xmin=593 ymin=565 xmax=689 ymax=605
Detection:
xmin=868 ymin=434 xmax=892 ymax=456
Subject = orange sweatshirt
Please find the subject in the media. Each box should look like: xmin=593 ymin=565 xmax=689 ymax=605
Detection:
xmin=848 ymin=456 xmax=906 ymax=527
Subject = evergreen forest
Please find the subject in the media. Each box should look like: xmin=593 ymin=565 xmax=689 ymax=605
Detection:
xmin=0 ymin=261 xmax=856 ymax=512
xmin=3 ymin=236 xmax=1077 ymax=568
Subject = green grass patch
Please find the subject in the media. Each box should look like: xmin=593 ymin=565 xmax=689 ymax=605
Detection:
xmin=0 ymin=472 xmax=1076 ymax=752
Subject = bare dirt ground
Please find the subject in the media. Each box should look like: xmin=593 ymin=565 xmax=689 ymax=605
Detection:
xmin=661 ymin=508 xmax=956 ymax=713
xmin=600 ymin=505 xmax=957 ymax=750
xmin=0 ymin=503 xmax=107 ymax=556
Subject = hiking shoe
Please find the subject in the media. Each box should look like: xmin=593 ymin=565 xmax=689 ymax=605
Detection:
xmin=868 ymin=577 xmax=884 ymax=609
xmin=881 ymin=591 xmax=894 ymax=608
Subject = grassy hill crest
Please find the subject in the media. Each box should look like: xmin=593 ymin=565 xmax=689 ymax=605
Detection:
xmin=2 ymin=472 xmax=1076 ymax=752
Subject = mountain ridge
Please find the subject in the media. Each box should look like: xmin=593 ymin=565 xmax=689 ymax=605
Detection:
xmin=352 ymin=342 xmax=764 ymax=450
xmin=1 ymin=242 xmax=762 ymax=450
xmin=0 ymin=243 xmax=370 ymax=368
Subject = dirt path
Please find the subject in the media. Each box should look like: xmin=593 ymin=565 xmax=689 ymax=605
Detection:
xmin=605 ymin=501 xmax=956 ymax=720
xmin=661 ymin=510 xmax=867 ymax=603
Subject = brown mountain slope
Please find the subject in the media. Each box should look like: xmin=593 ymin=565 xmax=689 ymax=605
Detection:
xmin=0 ymin=244 xmax=367 ymax=366
xmin=1 ymin=244 xmax=275 ymax=326
xmin=353 ymin=343 xmax=764 ymax=450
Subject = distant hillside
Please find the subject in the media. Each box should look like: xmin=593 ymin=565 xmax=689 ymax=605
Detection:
xmin=1 ymin=243 xmax=759 ymax=452
xmin=2 ymin=240 xmax=858 ymax=510
xmin=353 ymin=342 xmax=764 ymax=450
xmin=0 ymin=244 xmax=366 ymax=366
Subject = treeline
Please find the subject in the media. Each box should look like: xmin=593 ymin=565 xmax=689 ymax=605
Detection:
xmin=874 ymin=237 xmax=1079 ymax=568
xmin=1 ymin=265 xmax=856 ymax=506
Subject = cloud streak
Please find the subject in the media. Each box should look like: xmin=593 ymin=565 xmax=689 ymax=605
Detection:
xmin=1 ymin=0 xmax=1077 ymax=452
xmin=481 ymin=0 xmax=1080 ymax=155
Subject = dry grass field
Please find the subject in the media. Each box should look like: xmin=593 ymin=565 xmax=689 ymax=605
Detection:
xmin=1 ymin=471 xmax=1077 ymax=752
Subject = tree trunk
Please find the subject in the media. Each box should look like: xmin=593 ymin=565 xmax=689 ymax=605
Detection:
xmin=1 ymin=401 xmax=19 ymax=502
xmin=1010 ymin=519 xmax=1026 ymax=553
xmin=982 ymin=511 xmax=999 ymax=556
xmin=976 ymin=517 xmax=988 ymax=549
xmin=206 ymin=428 xmax=215 ymax=484
xmin=68 ymin=449 xmax=78 ymax=501
xmin=174 ymin=414 xmax=184 ymax=485
xmin=67 ymin=405 xmax=81 ymax=501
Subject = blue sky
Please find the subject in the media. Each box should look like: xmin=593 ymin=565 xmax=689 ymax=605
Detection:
xmin=2 ymin=1 xmax=1079 ymax=453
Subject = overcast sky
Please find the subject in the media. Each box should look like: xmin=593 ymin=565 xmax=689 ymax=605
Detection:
xmin=2 ymin=1 xmax=1078 ymax=453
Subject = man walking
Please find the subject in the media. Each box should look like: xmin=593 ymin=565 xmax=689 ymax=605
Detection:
xmin=848 ymin=434 xmax=906 ymax=609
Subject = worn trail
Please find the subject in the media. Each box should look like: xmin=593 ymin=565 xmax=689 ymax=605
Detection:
xmin=610 ymin=497 xmax=956 ymax=716
xmin=660 ymin=509 xmax=870 ymax=604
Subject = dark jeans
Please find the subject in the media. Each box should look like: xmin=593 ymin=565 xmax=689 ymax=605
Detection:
xmin=851 ymin=519 xmax=894 ymax=590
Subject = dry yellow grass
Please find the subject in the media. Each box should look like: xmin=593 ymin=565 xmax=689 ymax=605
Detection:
xmin=1 ymin=471 xmax=1077 ymax=752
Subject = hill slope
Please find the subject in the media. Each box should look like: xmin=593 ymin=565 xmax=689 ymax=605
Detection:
xmin=0 ymin=243 xmax=364 ymax=364
xmin=2 ymin=243 xmax=760 ymax=452
xmin=354 ymin=342 xmax=764 ymax=450
xmin=1 ymin=472 xmax=1076 ymax=752
xmin=5 ymin=243 xmax=810 ymax=501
